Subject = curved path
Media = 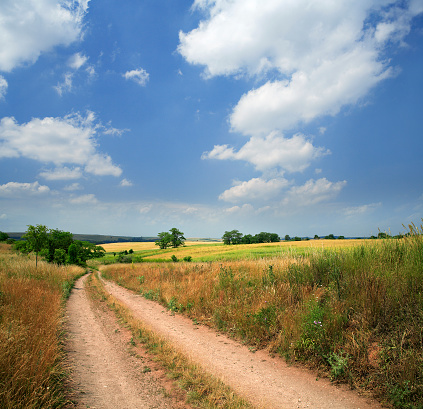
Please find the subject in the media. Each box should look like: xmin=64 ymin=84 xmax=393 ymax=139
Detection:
xmin=65 ymin=274 xmax=182 ymax=409
xmin=99 ymin=274 xmax=383 ymax=409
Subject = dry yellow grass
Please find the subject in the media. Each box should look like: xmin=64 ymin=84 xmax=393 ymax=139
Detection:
xmin=102 ymin=239 xmax=369 ymax=259
xmin=101 ymin=240 xmax=221 ymax=253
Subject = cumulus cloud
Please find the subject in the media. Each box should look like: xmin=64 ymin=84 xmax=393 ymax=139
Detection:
xmin=282 ymin=178 xmax=347 ymax=207
xmin=0 ymin=75 xmax=7 ymax=99
xmin=123 ymin=68 xmax=150 ymax=86
xmin=180 ymin=0 xmax=422 ymax=135
xmin=203 ymin=132 xmax=329 ymax=173
xmin=0 ymin=112 xmax=122 ymax=177
xmin=0 ymin=181 xmax=50 ymax=197
xmin=0 ymin=0 xmax=89 ymax=72
xmin=219 ymin=177 xmax=289 ymax=203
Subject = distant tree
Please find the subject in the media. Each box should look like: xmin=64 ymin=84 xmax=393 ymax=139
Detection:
xmin=325 ymin=234 xmax=335 ymax=240
xmin=170 ymin=227 xmax=185 ymax=248
xmin=0 ymin=231 xmax=9 ymax=242
xmin=284 ymin=235 xmax=291 ymax=241
xmin=269 ymin=233 xmax=280 ymax=242
xmin=338 ymin=235 xmax=345 ymax=240
xmin=293 ymin=236 xmax=302 ymax=241
xmin=377 ymin=232 xmax=390 ymax=239
xmin=23 ymin=224 xmax=48 ymax=268
xmin=222 ymin=230 xmax=243 ymax=245
xmin=155 ymin=232 xmax=172 ymax=249
xmin=314 ymin=235 xmax=320 ymax=239
xmin=45 ymin=229 xmax=74 ymax=262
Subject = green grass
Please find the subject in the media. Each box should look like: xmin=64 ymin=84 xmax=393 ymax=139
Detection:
xmin=101 ymin=224 xmax=423 ymax=408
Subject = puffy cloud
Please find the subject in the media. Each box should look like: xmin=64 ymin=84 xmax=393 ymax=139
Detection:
xmin=123 ymin=68 xmax=150 ymax=86
xmin=180 ymin=0 xmax=422 ymax=134
xmin=0 ymin=75 xmax=7 ymax=99
xmin=282 ymin=178 xmax=347 ymax=207
xmin=0 ymin=181 xmax=50 ymax=197
xmin=0 ymin=0 xmax=89 ymax=72
xmin=203 ymin=132 xmax=329 ymax=173
xmin=0 ymin=112 xmax=122 ymax=177
xmin=219 ymin=177 xmax=289 ymax=203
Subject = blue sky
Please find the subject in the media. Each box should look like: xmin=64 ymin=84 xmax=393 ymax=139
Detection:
xmin=0 ymin=0 xmax=422 ymax=238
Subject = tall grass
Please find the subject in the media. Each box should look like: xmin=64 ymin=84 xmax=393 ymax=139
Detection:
xmin=0 ymin=244 xmax=84 ymax=408
xmin=101 ymin=225 xmax=423 ymax=408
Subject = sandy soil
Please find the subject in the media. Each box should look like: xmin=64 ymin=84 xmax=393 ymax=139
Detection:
xmin=66 ymin=273 xmax=384 ymax=409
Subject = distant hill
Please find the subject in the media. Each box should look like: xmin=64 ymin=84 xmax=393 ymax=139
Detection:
xmin=6 ymin=232 xmax=158 ymax=244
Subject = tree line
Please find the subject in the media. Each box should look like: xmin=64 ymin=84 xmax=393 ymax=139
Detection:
xmin=9 ymin=224 xmax=105 ymax=267
xmin=222 ymin=230 xmax=280 ymax=245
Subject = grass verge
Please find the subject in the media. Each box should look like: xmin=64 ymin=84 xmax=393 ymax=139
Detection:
xmin=86 ymin=270 xmax=253 ymax=409
xmin=0 ymin=243 xmax=85 ymax=408
xmin=101 ymin=224 xmax=423 ymax=408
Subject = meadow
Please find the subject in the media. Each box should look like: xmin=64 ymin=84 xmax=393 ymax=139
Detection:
xmin=100 ymin=228 xmax=423 ymax=408
xmin=0 ymin=243 xmax=84 ymax=408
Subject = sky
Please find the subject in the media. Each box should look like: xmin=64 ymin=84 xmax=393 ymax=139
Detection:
xmin=0 ymin=0 xmax=422 ymax=239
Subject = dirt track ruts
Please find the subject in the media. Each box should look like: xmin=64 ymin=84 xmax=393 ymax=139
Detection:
xmin=66 ymin=272 xmax=384 ymax=408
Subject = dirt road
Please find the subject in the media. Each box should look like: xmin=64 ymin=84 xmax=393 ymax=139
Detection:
xmin=66 ymin=273 xmax=384 ymax=409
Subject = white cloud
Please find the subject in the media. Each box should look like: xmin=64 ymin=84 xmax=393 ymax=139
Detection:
xmin=282 ymin=178 xmax=346 ymax=207
xmin=0 ymin=0 xmax=89 ymax=72
xmin=0 ymin=213 xmax=7 ymax=220
xmin=69 ymin=194 xmax=98 ymax=205
xmin=119 ymin=178 xmax=133 ymax=187
xmin=0 ymin=112 xmax=122 ymax=177
xmin=343 ymin=202 xmax=382 ymax=217
xmin=123 ymin=68 xmax=149 ymax=86
xmin=54 ymin=72 xmax=74 ymax=96
xmin=64 ymin=182 xmax=82 ymax=191
xmin=219 ymin=177 xmax=289 ymax=203
xmin=0 ymin=181 xmax=50 ymax=197
xmin=179 ymin=0 xmax=422 ymax=135
xmin=39 ymin=167 xmax=83 ymax=180
xmin=0 ymin=75 xmax=7 ymax=99
xmin=203 ymin=132 xmax=329 ymax=173
xmin=68 ymin=52 xmax=88 ymax=70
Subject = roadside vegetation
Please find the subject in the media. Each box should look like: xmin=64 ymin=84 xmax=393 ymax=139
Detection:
xmin=86 ymin=271 xmax=252 ymax=409
xmin=0 ymin=243 xmax=84 ymax=408
xmin=101 ymin=223 xmax=423 ymax=408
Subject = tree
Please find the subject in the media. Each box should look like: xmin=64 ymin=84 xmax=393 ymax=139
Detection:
xmin=23 ymin=224 xmax=48 ymax=268
xmin=0 ymin=231 xmax=9 ymax=242
xmin=155 ymin=232 xmax=172 ymax=249
xmin=222 ymin=230 xmax=243 ymax=245
xmin=284 ymin=235 xmax=291 ymax=241
xmin=169 ymin=227 xmax=185 ymax=248
xmin=314 ymin=235 xmax=320 ymax=239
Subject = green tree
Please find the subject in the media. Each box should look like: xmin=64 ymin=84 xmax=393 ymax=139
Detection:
xmin=155 ymin=232 xmax=172 ymax=249
xmin=222 ymin=230 xmax=243 ymax=245
xmin=169 ymin=227 xmax=185 ymax=248
xmin=0 ymin=231 xmax=9 ymax=242
xmin=284 ymin=234 xmax=291 ymax=241
xmin=23 ymin=224 xmax=48 ymax=268
xmin=46 ymin=229 xmax=74 ymax=262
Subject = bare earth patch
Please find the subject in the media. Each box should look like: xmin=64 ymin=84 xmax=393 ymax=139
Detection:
xmin=66 ymin=273 xmax=384 ymax=409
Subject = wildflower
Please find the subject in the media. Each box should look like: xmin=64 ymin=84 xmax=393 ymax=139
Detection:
xmin=313 ymin=320 xmax=322 ymax=327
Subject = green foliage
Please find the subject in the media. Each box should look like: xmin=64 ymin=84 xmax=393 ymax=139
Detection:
xmin=0 ymin=231 xmax=9 ymax=242
xmin=171 ymin=255 xmax=178 ymax=262
xmin=156 ymin=228 xmax=185 ymax=249
xmin=222 ymin=230 xmax=280 ymax=245
xmin=23 ymin=224 xmax=48 ymax=267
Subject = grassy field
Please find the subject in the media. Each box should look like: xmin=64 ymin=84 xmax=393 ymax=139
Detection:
xmin=0 ymin=243 xmax=84 ymax=408
xmin=101 ymin=229 xmax=423 ymax=408
xmin=100 ymin=239 xmax=370 ymax=263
